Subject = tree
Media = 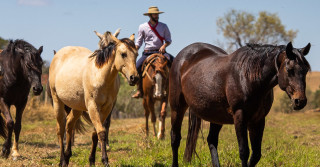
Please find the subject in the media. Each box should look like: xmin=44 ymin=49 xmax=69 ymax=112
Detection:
xmin=216 ymin=10 xmax=298 ymax=51
xmin=311 ymin=86 xmax=320 ymax=108
xmin=0 ymin=36 xmax=9 ymax=49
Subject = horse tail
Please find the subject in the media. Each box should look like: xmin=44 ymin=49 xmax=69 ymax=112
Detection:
xmin=0 ymin=111 xmax=7 ymax=139
xmin=184 ymin=111 xmax=201 ymax=162
xmin=46 ymin=79 xmax=53 ymax=106
xmin=64 ymin=106 xmax=92 ymax=134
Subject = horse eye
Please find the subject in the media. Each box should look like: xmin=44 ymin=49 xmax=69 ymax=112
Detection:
xmin=121 ymin=53 xmax=127 ymax=58
xmin=287 ymin=68 xmax=294 ymax=76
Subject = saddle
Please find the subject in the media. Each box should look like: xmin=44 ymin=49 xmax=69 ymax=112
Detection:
xmin=141 ymin=53 xmax=169 ymax=79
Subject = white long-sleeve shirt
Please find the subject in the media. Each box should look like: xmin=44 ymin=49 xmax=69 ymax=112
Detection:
xmin=135 ymin=22 xmax=172 ymax=50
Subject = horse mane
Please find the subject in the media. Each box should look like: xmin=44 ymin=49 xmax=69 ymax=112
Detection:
xmin=233 ymin=43 xmax=286 ymax=81
xmin=90 ymin=38 xmax=136 ymax=68
xmin=4 ymin=39 xmax=43 ymax=73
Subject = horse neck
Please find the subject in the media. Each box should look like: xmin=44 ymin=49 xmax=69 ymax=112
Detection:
xmin=2 ymin=54 xmax=30 ymax=90
xmin=256 ymin=52 xmax=283 ymax=92
xmin=92 ymin=57 xmax=119 ymax=86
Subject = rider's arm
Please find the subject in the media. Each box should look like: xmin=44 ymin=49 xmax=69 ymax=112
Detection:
xmin=135 ymin=24 xmax=144 ymax=51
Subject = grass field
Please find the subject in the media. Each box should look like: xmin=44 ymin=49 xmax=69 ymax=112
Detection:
xmin=0 ymin=104 xmax=320 ymax=167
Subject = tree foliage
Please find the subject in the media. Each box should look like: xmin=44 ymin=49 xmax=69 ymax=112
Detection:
xmin=216 ymin=10 xmax=298 ymax=51
xmin=0 ymin=36 xmax=9 ymax=49
xmin=311 ymin=86 xmax=320 ymax=108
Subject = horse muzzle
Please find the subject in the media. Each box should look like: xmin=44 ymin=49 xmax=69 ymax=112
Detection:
xmin=128 ymin=75 xmax=139 ymax=86
xmin=292 ymin=98 xmax=307 ymax=110
xmin=32 ymin=85 xmax=43 ymax=96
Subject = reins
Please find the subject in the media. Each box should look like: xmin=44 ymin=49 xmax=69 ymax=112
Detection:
xmin=142 ymin=54 xmax=169 ymax=85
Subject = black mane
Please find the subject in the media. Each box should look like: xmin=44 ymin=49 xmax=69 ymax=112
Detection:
xmin=91 ymin=38 xmax=136 ymax=68
xmin=233 ymin=43 xmax=286 ymax=81
xmin=4 ymin=39 xmax=43 ymax=73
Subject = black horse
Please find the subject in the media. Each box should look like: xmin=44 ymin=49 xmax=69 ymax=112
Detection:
xmin=0 ymin=39 xmax=43 ymax=159
xmin=169 ymin=42 xmax=311 ymax=166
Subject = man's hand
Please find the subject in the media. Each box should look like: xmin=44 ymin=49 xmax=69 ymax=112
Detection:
xmin=159 ymin=45 xmax=166 ymax=53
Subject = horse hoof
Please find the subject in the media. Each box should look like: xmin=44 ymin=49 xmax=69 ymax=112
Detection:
xmin=1 ymin=150 xmax=10 ymax=159
xmin=12 ymin=156 xmax=18 ymax=161
xmin=157 ymin=133 xmax=165 ymax=140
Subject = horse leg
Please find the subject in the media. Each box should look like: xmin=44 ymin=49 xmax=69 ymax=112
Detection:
xmin=87 ymin=103 xmax=111 ymax=167
xmin=89 ymin=131 xmax=98 ymax=166
xmin=233 ymin=109 xmax=249 ymax=167
xmin=248 ymin=119 xmax=265 ymax=167
xmin=0 ymin=98 xmax=13 ymax=158
xmin=65 ymin=109 xmax=83 ymax=165
xmin=103 ymin=111 xmax=112 ymax=149
xmin=143 ymin=99 xmax=150 ymax=136
xmin=207 ymin=123 xmax=222 ymax=167
xmin=12 ymin=102 xmax=27 ymax=160
xmin=148 ymin=100 xmax=156 ymax=137
xmin=157 ymin=98 xmax=167 ymax=140
xmin=52 ymin=96 xmax=67 ymax=167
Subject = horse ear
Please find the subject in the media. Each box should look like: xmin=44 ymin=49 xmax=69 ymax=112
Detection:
xmin=106 ymin=31 xmax=120 ymax=44
xmin=286 ymin=42 xmax=295 ymax=60
xmin=129 ymin=34 xmax=135 ymax=42
xmin=38 ymin=46 xmax=43 ymax=55
xmin=94 ymin=31 xmax=103 ymax=40
xmin=53 ymin=50 xmax=56 ymax=55
xmin=301 ymin=43 xmax=311 ymax=56
xmin=113 ymin=28 xmax=121 ymax=38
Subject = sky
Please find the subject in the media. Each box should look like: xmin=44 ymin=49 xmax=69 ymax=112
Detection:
xmin=0 ymin=0 xmax=319 ymax=71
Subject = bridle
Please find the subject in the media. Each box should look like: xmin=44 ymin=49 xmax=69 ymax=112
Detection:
xmin=142 ymin=54 xmax=169 ymax=85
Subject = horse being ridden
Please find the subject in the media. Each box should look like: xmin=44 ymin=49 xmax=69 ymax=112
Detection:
xmin=48 ymin=30 xmax=138 ymax=166
xmin=0 ymin=40 xmax=43 ymax=160
xmin=169 ymin=42 xmax=311 ymax=167
xmin=142 ymin=53 xmax=170 ymax=139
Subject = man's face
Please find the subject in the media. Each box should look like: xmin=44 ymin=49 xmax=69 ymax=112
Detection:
xmin=150 ymin=14 xmax=159 ymax=22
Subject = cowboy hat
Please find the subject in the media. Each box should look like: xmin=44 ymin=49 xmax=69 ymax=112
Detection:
xmin=143 ymin=6 xmax=164 ymax=16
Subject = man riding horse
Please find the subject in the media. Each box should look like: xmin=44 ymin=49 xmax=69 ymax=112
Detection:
xmin=132 ymin=6 xmax=174 ymax=98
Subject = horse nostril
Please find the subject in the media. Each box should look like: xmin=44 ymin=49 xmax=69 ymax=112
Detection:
xmin=33 ymin=86 xmax=43 ymax=93
xmin=294 ymin=99 xmax=300 ymax=106
xmin=130 ymin=75 xmax=135 ymax=82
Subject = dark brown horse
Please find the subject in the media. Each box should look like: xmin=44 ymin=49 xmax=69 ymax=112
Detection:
xmin=169 ymin=42 xmax=311 ymax=167
xmin=142 ymin=53 xmax=170 ymax=139
xmin=0 ymin=40 xmax=43 ymax=160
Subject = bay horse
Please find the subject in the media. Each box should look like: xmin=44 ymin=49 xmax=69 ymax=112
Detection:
xmin=48 ymin=30 xmax=138 ymax=166
xmin=142 ymin=53 xmax=170 ymax=139
xmin=169 ymin=42 xmax=311 ymax=167
xmin=0 ymin=40 xmax=43 ymax=160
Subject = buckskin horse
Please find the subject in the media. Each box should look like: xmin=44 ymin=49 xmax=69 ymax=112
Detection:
xmin=141 ymin=53 xmax=170 ymax=139
xmin=48 ymin=29 xmax=122 ymax=149
xmin=169 ymin=42 xmax=311 ymax=167
xmin=0 ymin=40 xmax=43 ymax=160
xmin=48 ymin=30 xmax=138 ymax=166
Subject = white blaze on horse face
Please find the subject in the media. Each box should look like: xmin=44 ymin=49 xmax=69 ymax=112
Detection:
xmin=154 ymin=73 xmax=163 ymax=98
xmin=114 ymin=43 xmax=138 ymax=84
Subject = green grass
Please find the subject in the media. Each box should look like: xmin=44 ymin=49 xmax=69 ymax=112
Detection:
xmin=0 ymin=107 xmax=320 ymax=166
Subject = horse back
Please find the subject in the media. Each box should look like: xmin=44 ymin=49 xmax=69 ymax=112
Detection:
xmin=169 ymin=43 xmax=230 ymax=114
xmin=49 ymin=46 xmax=92 ymax=111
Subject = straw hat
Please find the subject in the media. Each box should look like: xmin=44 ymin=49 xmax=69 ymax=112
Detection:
xmin=143 ymin=6 xmax=164 ymax=16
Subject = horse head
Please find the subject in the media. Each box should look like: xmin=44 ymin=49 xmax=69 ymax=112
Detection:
xmin=278 ymin=42 xmax=311 ymax=110
xmin=150 ymin=54 xmax=169 ymax=99
xmin=94 ymin=30 xmax=139 ymax=86
xmin=9 ymin=40 xmax=44 ymax=95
